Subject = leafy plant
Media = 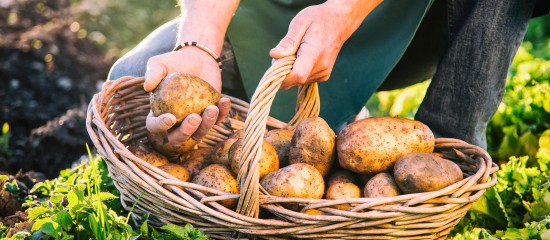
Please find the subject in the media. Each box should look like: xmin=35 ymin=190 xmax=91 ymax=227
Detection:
xmin=366 ymin=81 xmax=430 ymax=119
xmin=6 ymin=146 xmax=211 ymax=239
xmin=451 ymin=132 xmax=550 ymax=239
xmin=486 ymin=42 xmax=550 ymax=163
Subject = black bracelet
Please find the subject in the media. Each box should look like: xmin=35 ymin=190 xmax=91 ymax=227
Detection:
xmin=173 ymin=41 xmax=223 ymax=70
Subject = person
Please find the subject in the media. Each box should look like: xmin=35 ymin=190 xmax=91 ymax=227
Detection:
xmin=108 ymin=0 xmax=547 ymax=150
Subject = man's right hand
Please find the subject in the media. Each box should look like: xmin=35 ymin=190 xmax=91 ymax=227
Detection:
xmin=144 ymin=47 xmax=230 ymax=146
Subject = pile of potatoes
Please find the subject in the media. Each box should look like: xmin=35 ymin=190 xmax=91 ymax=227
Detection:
xmin=129 ymin=73 xmax=465 ymax=211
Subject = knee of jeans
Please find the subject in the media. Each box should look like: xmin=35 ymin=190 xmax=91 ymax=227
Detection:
xmin=107 ymin=56 xmax=147 ymax=80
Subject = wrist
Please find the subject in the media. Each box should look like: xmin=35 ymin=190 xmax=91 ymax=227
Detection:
xmin=177 ymin=24 xmax=225 ymax=54
xmin=325 ymin=0 xmax=383 ymax=22
xmin=173 ymin=41 xmax=222 ymax=70
xmin=177 ymin=0 xmax=239 ymax=55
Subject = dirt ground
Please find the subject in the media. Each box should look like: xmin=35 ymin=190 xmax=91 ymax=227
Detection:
xmin=0 ymin=0 xmax=114 ymax=178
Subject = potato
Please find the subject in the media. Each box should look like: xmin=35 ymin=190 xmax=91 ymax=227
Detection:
xmin=210 ymin=138 xmax=238 ymax=166
xmin=260 ymin=163 xmax=324 ymax=199
xmin=179 ymin=147 xmax=212 ymax=178
xmin=337 ymin=116 xmax=434 ymax=174
xmin=229 ymin=130 xmax=243 ymax=139
xmin=147 ymin=131 xmax=197 ymax=157
xmin=228 ymin=139 xmax=279 ymax=179
xmin=289 ymin=117 xmax=337 ymax=177
xmin=192 ymin=164 xmax=240 ymax=208
xmin=264 ymin=128 xmax=294 ymax=168
xmin=303 ymin=209 xmax=323 ymax=215
xmin=128 ymin=142 xmax=169 ymax=167
xmin=150 ymin=73 xmax=221 ymax=123
xmin=326 ymin=182 xmax=361 ymax=210
xmin=158 ymin=163 xmax=190 ymax=189
xmin=328 ymin=170 xmax=356 ymax=185
xmin=364 ymin=173 xmax=401 ymax=198
xmin=394 ymin=153 xmax=463 ymax=194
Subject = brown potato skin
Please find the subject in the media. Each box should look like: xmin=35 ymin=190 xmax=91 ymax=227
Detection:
xmin=158 ymin=163 xmax=190 ymax=188
xmin=228 ymin=139 xmax=279 ymax=179
xmin=394 ymin=153 xmax=463 ymax=194
xmin=179 ymin=147 xmax=212 ymax=178
xmin=289 ymin=117 xmax=336 ymax=177
xmin=210 ymin=138 xmax=238 ymax=166
xmin=260 ymin=163 xmax=325 ymax=199
xmin=147 ymin=130 xmax=197 ymax=157
xmin=192 ymin=164 xmax=240 ymax=208
xmin=150 ymin=73 xmax=221 ymax=123
xmin=364 ymin=173 xmax=401 ymax=198
xmin=128 ymin=143 xmax=169 ymax=167
xmin=337 ymin=116 xmax=435 ymax=174
xmin=328 ymin=170 xmax=356 ymax=186
xmin=264 ymin=128 xmax=294 ymax=168
xmin=326 ymin=182 xmax=361 ymax=210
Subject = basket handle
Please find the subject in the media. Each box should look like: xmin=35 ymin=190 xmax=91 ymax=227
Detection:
xmin=235 ymin=56 xmax=320 ymax=217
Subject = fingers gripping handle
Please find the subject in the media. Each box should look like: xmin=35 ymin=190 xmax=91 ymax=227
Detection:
xmin=235 ymin=56 xmax=320 ymax=217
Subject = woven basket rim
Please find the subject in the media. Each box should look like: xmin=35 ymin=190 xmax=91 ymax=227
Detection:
xmin=86 ymin=65 xmax=498 ymax=239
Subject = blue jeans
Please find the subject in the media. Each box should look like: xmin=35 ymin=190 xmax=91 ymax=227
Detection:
xmin=109 ymin=0 xmax=537 ymax=149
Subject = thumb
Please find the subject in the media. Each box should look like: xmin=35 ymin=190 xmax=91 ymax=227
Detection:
xmin=270 ymin=18 xmax=308 ymax=59
xmin=144 ymin=57 xmax=167 ymax=92
xmin=146 ymin=112 xmax=176 ymax=133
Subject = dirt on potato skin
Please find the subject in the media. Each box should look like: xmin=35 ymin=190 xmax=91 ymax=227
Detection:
xmin=0 ymin=0 xmax=114 ymax=178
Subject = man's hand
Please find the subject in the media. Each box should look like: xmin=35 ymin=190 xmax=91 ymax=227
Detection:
xmin=270 ymin=0 xmax=382 ymax=90
xmin=144 ymin=47 xmax=231 ymax=146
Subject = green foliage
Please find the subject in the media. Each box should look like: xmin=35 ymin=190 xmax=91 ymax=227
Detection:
xmin=0 ymin=145 xmax=210 ymax=239
xmin=160 ymin=224 xmax=210 ymax=240
xmin=70 ymin=0 xmax=179 ymax=58
xmin=523 ymin=14 xmax=550 ymax=59
xmin=24 ymin=149 xmax=138 ymax=240
xmin=451 ymin=135 xmax=550 ymax=239
xmin=366 ymin=81 xmax=430 ymax=119
xmin=487 ymin=43 xmax=550 ymax=162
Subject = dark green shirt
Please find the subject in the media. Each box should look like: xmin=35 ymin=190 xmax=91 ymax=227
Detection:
xmin=227 ymin=0 xmax=433 ymax=128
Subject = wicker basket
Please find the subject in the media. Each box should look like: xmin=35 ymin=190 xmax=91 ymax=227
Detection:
xmin=86 ymin=56 xmax=498 ymax=239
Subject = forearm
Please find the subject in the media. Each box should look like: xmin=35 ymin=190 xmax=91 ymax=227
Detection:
xmin=177 ymin=0 xmax=240 ymax=55
xmin=324 ymin=0 xmax=383 ymax=41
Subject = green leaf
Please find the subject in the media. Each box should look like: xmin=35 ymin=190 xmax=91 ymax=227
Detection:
xmin=42 ymin=222 xmax=62 ymax=239
xmin=50 ymin=194 xmax=64 ymax=205
xmin=139 ymin=219 xmax=149 ymax=237
xmin=161 ymin=224 xmax=189 ymax=238
xmin=469 ymin=187 xmax=509 ymax=228
xmin=28 ymin=206 xmax=50 ymax=221
xmin=55 ymin=209 xmax=73 ymax=231
xmin=496 ymin=228 xmax=529 ymax=240
xmin=31 ymin=218 xmax=51 ymax=232
xmin=98 ymin=192 xmax=118 ymax=201
xmin=67 ymin=190 xmax=80 ymax=208
xmin=61 ymin=234 xmax=75 ymax=240
xmin=543 ymin=89 xmax=550 ymax=113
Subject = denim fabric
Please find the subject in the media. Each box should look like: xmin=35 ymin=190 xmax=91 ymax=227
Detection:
xmin=415 ymin=0 xmax=536 ymax=148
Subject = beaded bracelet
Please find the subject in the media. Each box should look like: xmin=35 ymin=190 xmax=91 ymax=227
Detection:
xmin=173 ymin=41 xmax=223 ymax=70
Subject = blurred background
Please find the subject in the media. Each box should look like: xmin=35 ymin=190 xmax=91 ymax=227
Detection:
xmin=0 ymin=0 xmax=549 ymax=178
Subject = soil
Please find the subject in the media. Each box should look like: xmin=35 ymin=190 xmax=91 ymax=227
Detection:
xmin=0 ymin=171 xmax=46 ymax=236
xmin=0 ymin=0 xmax=114 ymax=178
